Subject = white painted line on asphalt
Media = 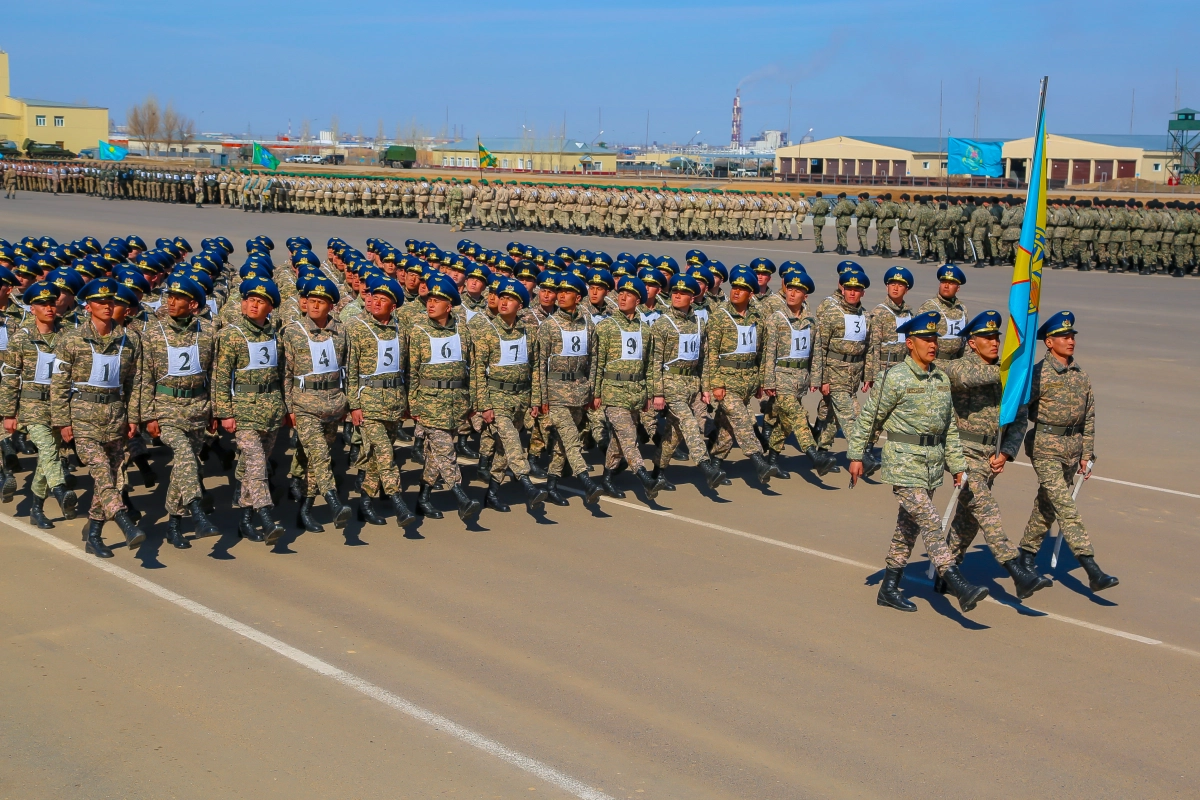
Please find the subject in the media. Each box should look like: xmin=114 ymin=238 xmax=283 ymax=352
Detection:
xmin=1008 ymin=461 xmax=1200 ymax=500
xmin=5 ymin=515 xmax=615 ymax=800
xmin=585 ymin=494 xmax=1199 ymax=658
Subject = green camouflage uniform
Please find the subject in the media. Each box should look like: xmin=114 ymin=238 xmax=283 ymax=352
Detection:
xmin=591 ymin=310 xmax=650 ymax=471
xmin=282 ymin=315 xmax=349 ymax=498
xmin=760 ymin=301 xmax=817 ymax=454
xmin=917 ymin=294 xmax=968 ymax=360
xmin=408 ymin=315 xmax=472 ymax=488
xmin=345 ymin=313 xmax=408 ymax=498
xmin=703 ymin=304 xmax=765 ymax=460
xmin=831 ymin=197 xmax=855 ymax=251
xmin=470 ymin=313 xmax=539 ymax=483
xmin=0 ymin=319 xmax=67 ymax=498
xmin=535 ymin=307 xmax=595 ymax=478
xmin=812 ymin=294 xmax=868 ymax=449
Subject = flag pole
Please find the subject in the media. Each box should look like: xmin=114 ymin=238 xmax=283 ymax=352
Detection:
xmin=477 ymin=135 xmax=483 ymax=182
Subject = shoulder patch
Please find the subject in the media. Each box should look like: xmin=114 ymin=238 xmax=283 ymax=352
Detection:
xmin=906 ymin=386 xmax=925 ymax=394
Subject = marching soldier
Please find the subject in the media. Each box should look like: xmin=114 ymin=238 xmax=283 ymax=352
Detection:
xmin=918 ymin=264 xmax=969 ymax=360
xmin=831 ymin=192 xmax=855 ymax=255
xmin=812 ymin=268 xmax=872 ymax=472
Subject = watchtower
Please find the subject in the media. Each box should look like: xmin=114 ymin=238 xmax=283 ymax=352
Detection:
xmin=1168 ymin=108 xmax=1199 ymax=181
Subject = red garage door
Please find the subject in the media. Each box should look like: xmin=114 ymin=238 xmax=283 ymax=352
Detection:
xmin=893 ymin=160 xmax=907 ymax=178
xmin=858 ymin=159 xmax=872 ymax=178
xmin=1093 ymin=160 xmax=1114 ymax=183
xmin=1050 ymin=159 xmax=1069 ymax=181
xmin=1071 ymin=161 xmax=1091 ymax=184
xmin=796 ymin=158 xmax=808 ymax=175
xmin=779 ymin=157 xmax=793 ymax=175
xmin=876 ymin=160 xmax=889 ymax=176
xmin=842 ymin=159 xmax=856 ymax=176
xmin=1117 ymin=160 xmax=1136 ymax=178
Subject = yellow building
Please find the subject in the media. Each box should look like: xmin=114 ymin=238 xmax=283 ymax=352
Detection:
xmin=431 ymin=137 xmax=617 ymax=174
xmin=0 ymin=49 xmax=109 ymax=155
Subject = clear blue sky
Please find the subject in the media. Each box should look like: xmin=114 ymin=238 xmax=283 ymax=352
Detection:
xmin=4 ymin=0 xmax=1195 ymax=145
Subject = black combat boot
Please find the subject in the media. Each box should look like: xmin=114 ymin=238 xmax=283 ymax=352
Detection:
xmin=1003 ymin=558 xmax=1053 ymax=599
xmin=577 ymin=472 xmax=603 ymax=505
xmin=113 ymin=509 xmax=146 ymax=551
xmin=357 ymin=497 xmax=387 ymax=525
xmin=484 ymin=478 xmax=510 ymax=512
xmin=767 ymin=450 xmax=790 ymax=479
xmin=14 ymin=430 xmax=34 ymax=454
xmin=410 ymin=434 xmax=426 ymax=465
xmin=711 ymin=457 xmax=733 ymax=485
xmin=297 ymin=497 xmax=324 ymax=533
xmin=238 ymin=507 xmax=263 ymax=541
xmin=51 ymin=484 xmax=78 ymax=520
xmin=1077 ymin=554 xmax=1119 ymax=592
xmin=1017 ymin=548 xmax=1038 ymax=575
xmin=519 ymin=475 xmax=547 ymax=511
xmin=933 ymin=572 xmax=950 ymax=594
xmin=188 ymin=499 xmax=220 ymax=538
xmin=0 ymin=468 xmax=14 ymax=503
xmin=527 ymin=452 xmax=548 ymax=479
xmin=121 ymin=490 xmax=142 ymax=524
xmin=85 ymin=519 xmax=114 ymax=558
xmin=599 ymin=468 xmax=625 ymax=498
xmin=672 ymin=442 xmax=689 ymax=461
xmin=166 ymin=516 xmax=192 ymax=549
xmin=699 ymin=458 xmax=726 ymax=489
xmin=876 ymin=567 xmax=917 ymax=612
xmin=388 ymin=491 xmax=415 ymax=526
xmin=806 ymin=446 xmax=836 ymax=477
xmin=544 ymin=476 xmax=570 ymax=506
xmin=474 ymin=453 xmax=492 ymax=484
xmin=749 ymin=452 xmax=779 ymax=485
xmin=256 ymin=506 xmax=285 ymax=545
xmin=324 ymin=490 xmax=351 ymax=529
xmin=860 ymin=448 xmax=882 ymax=479
xmin=940 ymin=565 xmax=989 ymax=613
xmin=451 ymin=483 xmax=481 ymax=521
xmin=635 ymin=467 xmax=661 ymax=501
xmin=455 ymin=434 xmax=480 ymax=460
xmin=134 ymin=454 xmax=157 ymax=488
xmin=287 ymin=476 xmax=305 ymax=503
xmin=0 ymin=436 xmax=18 ymax=471
xmin=416 ymin=484 xmax=443 ymax=518
xmin=650 ymin=464 xmax=676 ymax=491
xmin=29 ymin=494 xmax=54 ymax=529
xmin=396 ymin=425 xmax=413 ymax=442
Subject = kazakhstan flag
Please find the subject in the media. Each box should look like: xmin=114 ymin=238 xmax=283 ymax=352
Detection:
xmin=98 ymin=140 xmax=128 ymax=161
xmin=253 ymin=142 xmax=280 ymax=171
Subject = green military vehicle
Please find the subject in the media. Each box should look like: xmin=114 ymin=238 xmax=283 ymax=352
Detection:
xmin=23 ymin=139 xmax=76 ymax=159
xmin=379 ymin=145 xmax=416 ymax=168
xmin=0 ymin=140 xmax=21 ymax=159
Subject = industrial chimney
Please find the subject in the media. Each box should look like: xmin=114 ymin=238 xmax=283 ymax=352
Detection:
xmin=731 ymin=90 xmax=743 ymax=149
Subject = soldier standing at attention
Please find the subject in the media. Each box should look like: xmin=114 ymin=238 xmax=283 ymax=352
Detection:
xmin=1017 ymin=312 xmax=1117 ymax=592
xmin=831 ymin=192 xmax=855 ymax=255
xmin=283 ymin=276 xmax=352 ymax=533
xmin=212 ymin=277 xmax=288 ymax=546
xmin=139 ymin=276 xmax=220 ymax=548
xmin=918 ymin=264 xmax=969 ymax=360
xmin=407 ymin=274 xmax=481 ymax=523
xmin=855 ymin=192 xmax=875 ymax=257
xmin=938 ymin=311 xmax=1051 ymax=599
xmin=0 ymin=281 xmax=77 ymax=528
xmin=812 ymin=268 xmax=872 ymax=472
xmin=51 ymin=278 xmax=147 ymax=558
xmin=590 ymin=275 xmax=662 ymax=502
xmin=848 ymin=311 xmax=987 ymax=614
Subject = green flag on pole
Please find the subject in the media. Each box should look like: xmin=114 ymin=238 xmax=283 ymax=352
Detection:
xmin=253 ymin=142 xmax=280 ymax=171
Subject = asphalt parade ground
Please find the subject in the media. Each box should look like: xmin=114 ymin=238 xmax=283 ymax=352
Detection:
xmin=1 ymin=193 xmax=1197 ymax=799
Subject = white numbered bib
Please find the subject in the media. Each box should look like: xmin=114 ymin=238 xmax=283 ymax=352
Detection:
xmin=734 ymin=323 xmax=757 ymax=354
xmin=789 ymin=328 xmax=812 ymax=358
xmin=247 ymin=338 xmax=278 ymax=369
xmin=0 ymin=326 xmax=8 ymax=351
xmin=892 ymin=314 xmax=911 ymax=343
xmin=497 ymin=335 xmax=528 ymax=366
xmin=639 ymin=310 xmax=662 ymax=325
xmin=167 ymin=344 xmax=203 ymax=376
xmin=943 ymin=315 xmax=965 ymax=337
xmin=693 ymin=308 xmax=709 ymax=325
xmin=591 ymin=313 xmax=607 ymax=325
xmin=31 ymin=348 xmax=59 ymax=385
xmin=841 ymin=313 xmax=867 ymax=342
xmin=464 ymin=307 xmax=479 ymax=321
xmin=143 ymin=298 xmax=162 ymax=312
xmin=374 ymin=338 xmax=400 ymax=374
xmin=308 ymin=337 xmax=339 ymax=375
xmin=426 ymin=333 xmax=463 ymax=364
xmin=207 ymin=298 xmax=219 ymax=316
xmin=676 ymin=333 xmax=700 ymax=361
xmin=620 ymin=330 xmax=643 ymax=360
xmin=559 ymin=328 xmax=588 ymax=357
xmin=87 ymin=352 xmax=122 ymax=388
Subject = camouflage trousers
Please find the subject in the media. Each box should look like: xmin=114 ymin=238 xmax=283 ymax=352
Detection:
xmin=857 ymin=223 xmax=871 ymax=251
xmin=816 ymin=390 xmax=859 ymax=450
xmin=768 ymin=390 xmax=817 ymax=454
xmin=235 ymin=428 xmax=278 ymax=509
xmin=294 ymin=412 xmax=341 ymax=497
xmin=711 ymin=387 xmax=764 ymax=460
xmin=159 ymin=425 xmax=205 ymax=517
xmin=886 ymin=486 xmax=955 ymax=574
xmin=835 ymin=222 xmax=850 ymax=249
xmin=946 ymin=458 xmax=1020 ymax=564
xmin=811 ymin=218 xmax=826 ymax=248
xmin=486 ymin=410 xmax=530 ymax=482
xmin=75 ymin=436 xmax=127 ymax=522
xmin=1019 ymin=458 xmax=1093 ymax=558
xmin=525 ymin=407 xmax=546 ymax=457
xmin=422 ymin=427 xmax=462 ymax=487
xmin=546 ymin=405 xmax=589 ymax=478
xmin=603 ymin=406 xmax=645 ymax=471
xmin=656 ymin=389 xmax=710 ymax=469
xmin=26 ymin=423 xmax=65 ymax=500
xmin=359 ymin=419 xmax=403 ymax=498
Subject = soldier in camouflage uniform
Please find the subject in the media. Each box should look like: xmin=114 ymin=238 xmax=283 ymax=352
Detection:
xmin=51 ymin=278 xmax=147 ymax=558
xmin=212 ymin=277 xmax=288 ymax=545
xmin=1017 ymin=312 xmax=1118 ymax=593
xmin=938 ymin=311 xmax=1050 ymax=599
xmin=407 ymin=274 xmax=481 ymax=522
xmin=854 ymin=192 xmax=875 ymax=257
xmin=812 ymin=268 xmax=871 ymax=470
xmin=917 ymin=264 xmax=968 ymax=360
xmin=0 ymin=281 xmax=78 ymax=527
xmin=139 ymin=276 xmax=221 ymax=548
xmin=703 ymin=266 xmax=778 ymax=485
xmin=831 ymin=192 xmax=855 ymax=255
xmin=848 ymin=311 xmax=987 ymax=614
xmin=283 ymin=276 xmax=352 ymax=533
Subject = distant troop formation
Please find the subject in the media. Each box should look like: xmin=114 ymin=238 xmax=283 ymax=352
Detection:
xmin=0 ymin=228 xmax=1118 ymax=616
xmin=808 ymin=190 xmax=1200 ymax=278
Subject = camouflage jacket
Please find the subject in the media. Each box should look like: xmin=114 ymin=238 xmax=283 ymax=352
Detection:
xmin=212 ymin=315 xmax=285 ymax=429
xmin=812 ymin=294 xmax=868 ymax=389
xmin=469 ymin=313 xmax=537 ymax=416
xmin=760 ymin=301 xmax=814 ymax=396
xmin=338 ymin=296 xmax=366 ymax=325
xmin=408 ymin=315 xmax=472 ymax=430
xmin=50 ymin=318 xmax=145 ymax=440
xmin=847 ymin=356 xmax=967 ymax=489
xmin=282 ymin=315 xmax=348 ymax=419
xmin=865 ymin=297 xmax=915 ymax=380
xmin=938 ymin=349 xmax=1027 ymax=462
xmin=0 ymin=320 xmax=66 ymax=425
xmin=535 ymin=307 xmax=594 ymax=407
xmin=345 ymin=313 xmax=407 ymax=422
xmin=140 ymin=314 xmax=217 ymax=430
xmin=648 ymin=305 xmax=704 ymax=400
xmin=832 ymin=199 xmax=856 ymax=222
xmin=1023 ymin=356 xmax=1095 ymax=465
xmin=702 ymin=303 xmax=763 ymax=395
xmin=592 ymin=311 xmax=650 ymax=411
xmin=583 ymin=298 xmax=610 ymax=325
xmin=917 ymin=294 xmax=968 ymax=360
